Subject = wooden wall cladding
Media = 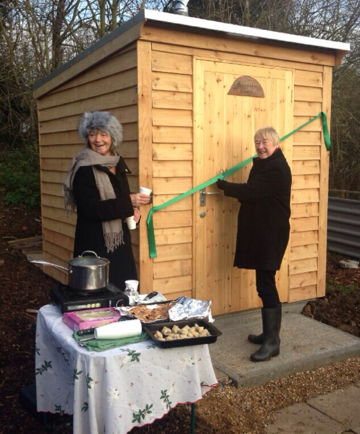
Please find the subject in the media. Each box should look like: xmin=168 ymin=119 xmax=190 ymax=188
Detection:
xmin=143 ymin=31 xmax=333 ymax=306
xmin=290 ymin=66 xmax=330 ymax=302
xmin=38 ymin=47 xmax=140 ymax=283
xmin=143 ymin=45 xmax=194 ymax=298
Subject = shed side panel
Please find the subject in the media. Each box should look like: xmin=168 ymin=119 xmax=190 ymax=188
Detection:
xmin=37 ymin=47 xmax=139 ymax=283
xmin=140 ymin=44 xmax=194 ymax=300
xmin=289 ymin=67 xmax=331 ymax=302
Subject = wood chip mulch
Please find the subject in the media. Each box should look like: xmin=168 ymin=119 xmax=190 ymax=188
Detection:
xmin=0 ymin=196 xmax=359 ymax=434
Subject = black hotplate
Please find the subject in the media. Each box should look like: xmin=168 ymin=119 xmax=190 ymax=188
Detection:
xmin=51 ymin=283 xmax=129 ymax=313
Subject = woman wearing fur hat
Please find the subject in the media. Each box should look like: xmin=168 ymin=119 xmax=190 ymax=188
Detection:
xmin=63 ymin=111 xmax=149 ymax=290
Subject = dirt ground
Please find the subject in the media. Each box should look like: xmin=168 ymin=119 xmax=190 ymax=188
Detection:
xmin=1 ymin=192 xmax=360 ymax=434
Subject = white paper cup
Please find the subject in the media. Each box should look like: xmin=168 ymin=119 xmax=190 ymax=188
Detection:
xmin=125 ymin=280 xmax=139 ymax=292
xmin=126 ymin=216 xmax=136 ymax=230
xmin=140 ymin=186 xmax=152 ymax=196
xmin=94 ymin=319 xmax=142 ymax=339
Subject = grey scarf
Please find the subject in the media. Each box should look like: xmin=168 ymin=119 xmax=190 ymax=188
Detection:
xmin=63 ymin=147 xmax=124 ymax=252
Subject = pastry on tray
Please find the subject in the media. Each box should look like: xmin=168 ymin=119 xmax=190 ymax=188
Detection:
xmin=125 ymin=301 xmax=177 ymax=323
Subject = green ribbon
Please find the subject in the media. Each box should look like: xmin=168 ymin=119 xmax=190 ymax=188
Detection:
xmin=280 ymin=111 xmax=331 ymax=150
xmin=146 ymin=111 xmax=331 ymax=258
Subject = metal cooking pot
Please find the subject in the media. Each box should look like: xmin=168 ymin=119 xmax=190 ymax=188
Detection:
xmin=31 ymin=251 xmax=110 ymax=291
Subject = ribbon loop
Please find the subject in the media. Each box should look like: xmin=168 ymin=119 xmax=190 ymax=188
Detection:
xmin=147 ymin=112 xmax=331 ymax=258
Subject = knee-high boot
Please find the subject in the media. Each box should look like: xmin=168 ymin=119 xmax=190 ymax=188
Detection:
xmin=250 ymin=304 xmax=281 ymax=362
xmin=248 ymin=304 xmax=282 ymax=345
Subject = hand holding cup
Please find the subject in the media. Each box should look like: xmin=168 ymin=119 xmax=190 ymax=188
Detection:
xmin=130 ymin=192 xmax=151 ymax=206
xmin=126 ymin=215 xmax=136 ymax=230
xmin=139 ymin=187 xmax=152 ymax=204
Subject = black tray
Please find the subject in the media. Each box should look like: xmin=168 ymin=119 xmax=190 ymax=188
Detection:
xmin=143 ymin=319 xmax=222 ymax=348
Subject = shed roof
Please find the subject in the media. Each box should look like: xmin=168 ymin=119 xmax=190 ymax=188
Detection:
xmin=33 ymin=9 xmax=350 ymax=99
xmin=147 ymin=9 xmax=350 ymax=52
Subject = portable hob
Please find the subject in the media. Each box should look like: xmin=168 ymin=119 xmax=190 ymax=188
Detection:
xmin=51 ymin=283 xmax=129 ymax=313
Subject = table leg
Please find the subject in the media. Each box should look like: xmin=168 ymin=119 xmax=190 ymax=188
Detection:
xmin=191 ymin=403 xmax=195 ymax=433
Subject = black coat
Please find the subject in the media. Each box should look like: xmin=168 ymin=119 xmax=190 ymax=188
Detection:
xmin=222 ymin=149 xmax=292 ymax=271
xmin=72 ymin=157 xmax=137 ymax=290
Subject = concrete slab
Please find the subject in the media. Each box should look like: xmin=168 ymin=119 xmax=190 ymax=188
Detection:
xmin=213 ymin=367 xmax=230 ymax=385
xmin=209 ymin=304 xmax=360 ymax=387
xmin=264 ymin=402 xmax=345 ymax=434
xmin=308 ymin=386 xmax=360 ymax=429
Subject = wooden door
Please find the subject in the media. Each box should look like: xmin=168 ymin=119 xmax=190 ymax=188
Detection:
xmin=194 ymin=60 xmax=293 ymax=315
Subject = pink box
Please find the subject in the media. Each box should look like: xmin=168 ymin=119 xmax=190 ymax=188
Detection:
xmin=63 ymin=307 xmax=120 ymax=332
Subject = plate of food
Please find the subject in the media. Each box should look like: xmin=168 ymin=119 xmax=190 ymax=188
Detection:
xmin=120 ymin=300 xmax=177 ymax=323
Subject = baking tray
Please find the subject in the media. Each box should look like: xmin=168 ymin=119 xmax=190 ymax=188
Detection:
xmin=143 ymin=319 xmax=222 ymax=348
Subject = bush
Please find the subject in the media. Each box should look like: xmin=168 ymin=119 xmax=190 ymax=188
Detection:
xmin=0 ymin=144 xmax=40 ymax=208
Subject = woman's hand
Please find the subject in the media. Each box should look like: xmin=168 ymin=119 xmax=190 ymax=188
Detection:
xmin=216 ymin=179 xmax=227 ymax=190
xmin=133 ymin=207 xmax=141 ymax=223
xmin=130 ymin=193 xmax=151 ymax=207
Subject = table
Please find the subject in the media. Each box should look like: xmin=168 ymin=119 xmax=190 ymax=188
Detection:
xmin=35 ymin=304 xmax=218 ymax=434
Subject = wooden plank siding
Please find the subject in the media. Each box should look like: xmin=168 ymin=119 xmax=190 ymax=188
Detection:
xmin=289 ymin=66 xmax=327 ymax=302
xmin=143 ymin=28 xmax=333 ymax=305
xmin=38 ymin=46 xmax=140 ymax=284
xmin=141 ymin=46 xmax=194 ymax=299
xmin=141 ymin=27 xmax=336 ymax=67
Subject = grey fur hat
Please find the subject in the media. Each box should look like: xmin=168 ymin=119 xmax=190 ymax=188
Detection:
xmin=78 ymin=111 xmax=123 ymax=148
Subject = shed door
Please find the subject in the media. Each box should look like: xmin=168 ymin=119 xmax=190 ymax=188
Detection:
xmin=194 ymin=60 xmax=293 ymax=315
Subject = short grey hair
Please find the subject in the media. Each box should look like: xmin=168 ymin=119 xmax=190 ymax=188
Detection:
xmin=254 ymin=127 xmax=280 ymax=146
xmin=78 ymin=111 xmax=123 ymax=150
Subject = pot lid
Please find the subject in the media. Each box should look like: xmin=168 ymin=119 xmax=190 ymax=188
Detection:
xmin=69 ymin=253 xmax=110 ymax=268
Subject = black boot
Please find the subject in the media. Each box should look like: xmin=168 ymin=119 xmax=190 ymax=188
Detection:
xmin=248 ymin=304 xmax=282 ymax=345
xmin=248 ymin=332 xmax=264 ymax=344
xmin=250 ymin=304 xmax=281 ymax=362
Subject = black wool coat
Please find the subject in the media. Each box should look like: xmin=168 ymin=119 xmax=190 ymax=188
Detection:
xmin=222 ymin=149 xmax=292 ymax=271
xmin=72 ymin=157 xmax=137 ymax=290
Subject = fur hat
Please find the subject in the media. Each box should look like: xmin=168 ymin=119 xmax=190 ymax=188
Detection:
xmin=78 ymin=111 xmax=123 ymax=148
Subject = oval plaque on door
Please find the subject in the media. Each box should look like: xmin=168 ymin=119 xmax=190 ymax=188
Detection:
xmin=228 ymin=75 xmax=264 ymax=98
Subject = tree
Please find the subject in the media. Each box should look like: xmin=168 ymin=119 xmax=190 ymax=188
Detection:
xmin=0 ymin=0 xmax=168 ymax=147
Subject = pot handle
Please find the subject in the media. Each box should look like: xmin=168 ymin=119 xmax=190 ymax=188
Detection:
xmin=30 ymin=260 xmax=70 ymax=273
xmin=80 ymin=250 xmax=100 ymax=259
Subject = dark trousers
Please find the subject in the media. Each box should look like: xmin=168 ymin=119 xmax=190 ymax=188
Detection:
xmin=255 ymin=270 xmax=280 ymax=308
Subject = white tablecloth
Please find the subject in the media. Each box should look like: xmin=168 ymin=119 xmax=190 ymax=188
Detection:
xmin=35 ymin=304 xmax=218 ymax=434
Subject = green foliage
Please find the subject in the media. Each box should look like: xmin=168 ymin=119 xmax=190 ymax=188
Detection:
xmin=0 ymin=144 xmax=40 ymax=208
xmin=326 ymin=279 xmax=358 ymax=295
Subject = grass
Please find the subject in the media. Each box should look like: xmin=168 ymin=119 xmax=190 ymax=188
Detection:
xmin=326 ymin=279 xmax=358 ymax=294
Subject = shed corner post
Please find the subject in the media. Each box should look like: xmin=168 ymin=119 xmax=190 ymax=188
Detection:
xmin=137 ymin=39 xmax=154 ymax=293
xmin=318 ymin=65 xmax=333 ymax=298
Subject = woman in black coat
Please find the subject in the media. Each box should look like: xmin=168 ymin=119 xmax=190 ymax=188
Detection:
xmin=217 ymin=127 xmax=292 ymax=362
xmin=63 ymin=111 xmax=150 ymax=290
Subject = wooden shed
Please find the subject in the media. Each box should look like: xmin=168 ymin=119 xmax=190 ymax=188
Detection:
xmin=33 ymin=9 xmax=350 ymax=316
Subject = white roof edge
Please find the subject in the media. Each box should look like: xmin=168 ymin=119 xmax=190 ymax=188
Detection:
xmin=144 ymin=9 xmax=350 ymax=53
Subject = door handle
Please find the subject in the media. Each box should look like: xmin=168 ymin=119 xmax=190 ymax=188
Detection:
xmin=200 ymin=188 xmax=219 ymax=206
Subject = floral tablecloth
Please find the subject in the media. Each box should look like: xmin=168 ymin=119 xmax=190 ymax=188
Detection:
xmin=35 ymin=304 xmax=218 ymax=434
